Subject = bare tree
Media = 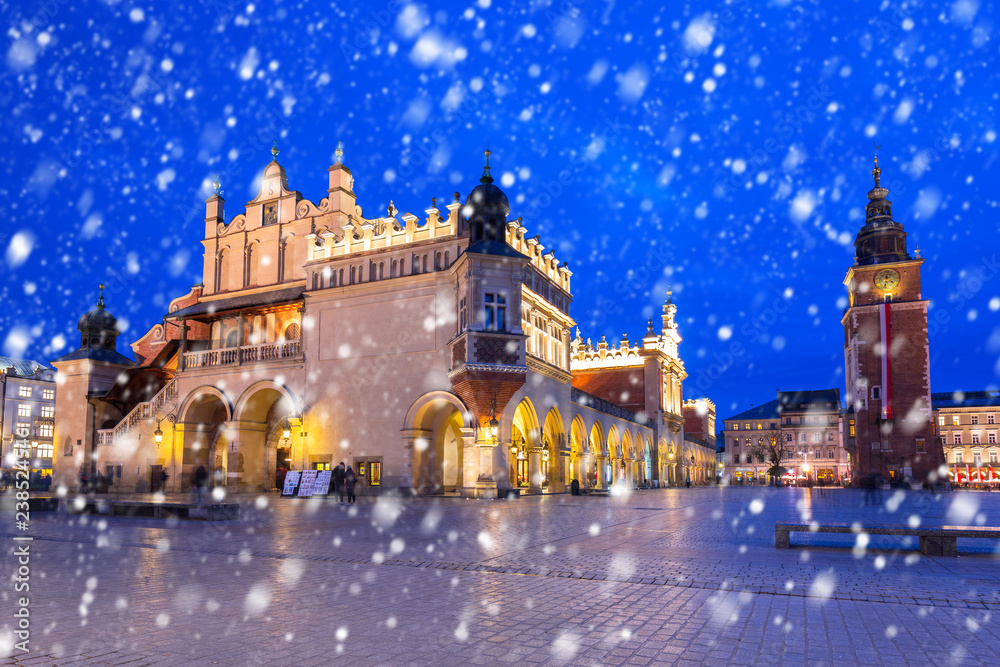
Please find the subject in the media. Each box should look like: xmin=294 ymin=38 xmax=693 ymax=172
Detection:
xmin=747 ymin=429 xmax=789 ymax=485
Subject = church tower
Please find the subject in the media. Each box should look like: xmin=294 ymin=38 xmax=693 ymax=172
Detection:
xmin=841 ymin=151 xmax=943 ymax=484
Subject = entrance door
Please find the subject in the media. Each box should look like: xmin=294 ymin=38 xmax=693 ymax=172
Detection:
xmin=150 ymin=465 xmax=163 ymax=493
xmin=516 ymin=458 xmax=528 ymax=487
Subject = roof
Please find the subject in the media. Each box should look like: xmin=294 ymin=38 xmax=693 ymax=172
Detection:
xmin=51 ymin=348 xmax=134 ymax=365
xmin=167 ymin=286 xmax=305 ymax=320
xmin=465 ymin=240 xmax=529 ymax=259
xmin=0 ymin=356 xmax=51 ymax=376
xmin=931 ymin=390 xmax=1000 ymax=409
xmin=724 ymin=389 xmax=842 ymax=422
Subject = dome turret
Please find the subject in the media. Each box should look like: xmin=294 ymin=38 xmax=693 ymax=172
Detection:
xmin=853 ymin=148 xmax=911 ymax=266
xmin=78 ymin=284 xmax=120 ymax=351
xmin=465 ymin=148 xmax=511 ymax=248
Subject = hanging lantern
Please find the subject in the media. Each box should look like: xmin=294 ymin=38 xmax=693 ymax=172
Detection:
xmin=487 ymin=416 xmax=499 ymax=440
xmin=282 ymin=418 xmax=292 ymax=440
xmin=154 ymin=421 xmax=163 ymax=444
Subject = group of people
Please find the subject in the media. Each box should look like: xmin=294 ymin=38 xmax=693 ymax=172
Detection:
xmin=330 ymin=461 xmax=358 ymax=504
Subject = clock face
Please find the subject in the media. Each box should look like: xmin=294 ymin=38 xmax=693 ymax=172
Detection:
xmin=873 ymin=268 xmax=900 ymax=291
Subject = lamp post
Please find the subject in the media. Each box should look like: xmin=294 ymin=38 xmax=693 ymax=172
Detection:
xmin=798 ymin=450 xmax=810 ymax=487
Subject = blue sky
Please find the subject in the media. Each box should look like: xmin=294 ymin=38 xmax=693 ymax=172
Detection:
xmin=2 ymin=0 xmax=997 ymax=419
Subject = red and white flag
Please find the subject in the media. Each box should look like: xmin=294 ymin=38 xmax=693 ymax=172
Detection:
xmin=966 ymin=464 xmax=973 ymax=483
xmin=879 ymin=302 xmax=893 ymax=420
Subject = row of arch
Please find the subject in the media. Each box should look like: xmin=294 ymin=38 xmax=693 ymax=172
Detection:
xmin=216 ymin=237 xmax=297 ymax=293
xmin=405 ymin=391 xmax=656 ymax=494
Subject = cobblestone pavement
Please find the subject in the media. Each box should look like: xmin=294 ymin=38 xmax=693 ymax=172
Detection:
xmin=1 ymin=486 xmax=999 ymax=665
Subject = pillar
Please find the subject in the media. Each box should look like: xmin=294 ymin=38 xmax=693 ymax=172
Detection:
xmin=527 ymin=448 xmax=541 ymax=493
xmin=401 ymin=428 xmax=432 ymax=493
xmin=228 ymin=421 xmax=267 ymax=492
xmin=461 ymin=426 xmax=498 ymax=499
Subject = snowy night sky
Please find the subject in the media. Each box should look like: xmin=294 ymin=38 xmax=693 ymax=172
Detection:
xmin=2 ymin=0 xmax=998 ymax=419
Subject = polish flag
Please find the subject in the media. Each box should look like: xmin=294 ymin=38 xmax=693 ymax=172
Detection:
xmin=989 ymin=465 xmax=997 ymax=482
xmin=879 ymin=303 xmax=894 ymax=420
xmin=966 ymin=464 xmax=973 ymax=483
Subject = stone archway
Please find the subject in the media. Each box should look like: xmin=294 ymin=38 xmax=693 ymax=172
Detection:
xmin=233 ymin=382 xmax=298 ymax=491
xmin=590 ymin=421 xmax=606 ymax=488
xmin=541 ymin=407 xmax=565 ymax=493
xmin=177 ymin=388 xmax=233 ymax=492
xmin=403 ymin=391 xmax=473 ymax=495
xmin=570 ymin=415 xmax=586 ymax=487
xmin=509 ymin=398 xmax=540 ymax=492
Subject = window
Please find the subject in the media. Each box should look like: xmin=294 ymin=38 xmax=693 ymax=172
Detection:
xmin=64 ymin=439 xmax=75 ymax=456
xmin=990 ymin=433 xmax=997 ymax=444
xmin=43 ymin=388 xmax=54 ymax=400
xmin=785 ymin=433 xmax=793 ymax=442
xmin=954 ymin=433 xmax=962 ymax=445
xmin=972 ymin=433 xmax=981 ymax=445
xmin=954 ymin=451 xmax=964 ymax=464
xmin=757 ymin=423 xmax=762 ymax=430
xmin=916 ymin=438 xmax=925 ymax=453
xmin=849 ymin=419 xmax=855 ymax=438
xmin=871 ymin=441 xmax=880 ymax=450
xmin=827 ymin=432 xmax=834 ymax=442
xmin=38 ymin=424 xmax=53 ymax=438
xmin=35 ymin=443 xmax=53 ymax=459
xmin=812 ymin=432 xmax=821 ymax=442
xmin=827 ymin=448 xmax=835 ymax=459
xmin=732 ymin=424 xmax=739 ymax=431
xmin=18 ymin=386 xmax=31 ymax=398
xmin=953 ymin=416 xmax=960 ymax=426
xmin=972 ymin=415 xmax=980 ymax=425
xmin=369 ymin=461 xmax=381 ymax=486
xmin=744 ymin=438 xmax=751 ymax=447
xmin=745 ymin=423 xmax=750 ymax=430
xmin=989 ymin=414 xmax=995 ymax=425
xmin=814 ymin=449 xmax=822 ymax=460
xmin=484 ymin=293 xmax=507 ymax=331
xmin=871 ymin=386 xmax=880 ymax=400
xmin=991 ymin=451 xmax=998 ymax=464
xmin=799 ymin=433 xmax=806 ymax=443
xmin=17 ymin=404 xmax=30 ymax=418
xmin=40 ymin=405 xmax=54 ymax=418
xmin=459 ymin=297 xmax=467 ymax=331
xmin=974 ymin=453 xmax=982 ymax=467
xmin=785 ymin=417 xmax=792 ymax=425
xmin=938 ymin=416 xmax=945 ymax=426
xmin=733 ymin=452 xmax=739 ymax=464
xmin=770 ymin=423 xmax=777 ymax=430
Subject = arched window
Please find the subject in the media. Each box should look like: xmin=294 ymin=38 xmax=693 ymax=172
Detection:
xmin=391 ymin=259 xmax=397 ymax=278
xmin=350 ymin=266 xmax=356 ymax=284
xmin=369 ymin=261 xmax=376 ymax=281
xmin=879 ymin=237 xmax=889 ymax=253
xmin=339 ymin=268 xmax=344 ymax=285
xmin=412 ymin=255 xmax=419 ymax=274
xmin=225 ymin=330 xmax=238 ymax=348
xmin=435 ymin=252 xmax=441 ymax=270
xmin=444 ymin=251 xmax=449 ymax=267
xmin=279 ymin=239 xmax=294 ymax=282
xmin=862 ymin=240 xmax=871 ymax=256
xmin=282 ymin=322 xmax=300 ymax=341
xmin=422 ymin=255 xmax=428 ymax=273
xmin=217 ymin=249 xmax=230 ymax=292
xmin=379 ymin=262 xmax=384 ymax=279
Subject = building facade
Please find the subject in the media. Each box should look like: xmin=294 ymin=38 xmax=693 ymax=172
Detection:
xmin=52 ymin=146 xmax=697 ymax=496
xmin=0 ymin=357 xmax=57 ymax=475
xmin=841 ymin=154 xmax=943 ymax=484
xmin=931 ymin=391 xmax=1000 ymax=484
xmin=722 ymin=389 xmax=848 ymax=485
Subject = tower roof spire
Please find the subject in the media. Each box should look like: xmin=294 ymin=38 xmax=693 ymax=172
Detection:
xmin=481 ymin=143 xmax=493 ymax=185
xmin=271 ymin=139 xmax=279 ymax=161
xmin=97 ymin=283 xmax=106 ymax=308
xmin=872 ymin=142 xmax=881 ymax=188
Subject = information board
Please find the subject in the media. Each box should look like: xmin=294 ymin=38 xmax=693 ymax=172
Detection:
xmin=297 ymin=470 xmax=319 ymax=497
xmin=281 ymin=471 xmax=301 ymax=497
xmin=313 ymin=470 xmax=332 ymax=496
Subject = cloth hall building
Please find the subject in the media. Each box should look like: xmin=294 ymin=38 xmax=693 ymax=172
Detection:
xmin=52 ymin=146 xmax=713 ymax=497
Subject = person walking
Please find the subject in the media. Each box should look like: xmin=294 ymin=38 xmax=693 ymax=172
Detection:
xmin=344 ymin=465 xmax=358 ymax=505
xmin=332 ymin=461 xmax=346 ymax=503
xmin=192 ymin=465 xmax=208 ymax=504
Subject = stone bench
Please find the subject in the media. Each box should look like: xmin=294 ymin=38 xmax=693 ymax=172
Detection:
xmin=107 ymin=501 xmax=239 ymax=521
xmin=775 ymin=522 xmax=1000 ymax=556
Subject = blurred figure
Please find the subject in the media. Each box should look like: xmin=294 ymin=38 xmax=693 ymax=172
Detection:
xmin=344 ymin=465 xmax=357 ymax=504
xmin=192 ymin=465 xmax=208 ymax=503
xmin=333 ymin=461 xmax=346 ymax=503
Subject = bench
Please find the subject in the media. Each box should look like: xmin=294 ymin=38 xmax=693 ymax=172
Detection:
xmin=775 ymin=522 xmax=1000 ymax=556
xmin=108 ymin=501 xmax=239 ymax=521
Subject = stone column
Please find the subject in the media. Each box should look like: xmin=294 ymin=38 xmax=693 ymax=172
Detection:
xmin=229 ymin=421 xmax=267 ymax=492
xmin=528 ymin=448 xmax=541 ymax=493
xmin=179 ymin=321 xmax=188 ymax=371
xmin=462 ymin=426 xmax=498 ymax=499
xmin=400 ymin=429 xmax=431 ymax=493
xmin=237 ymin=313 xmax=245 ymax=365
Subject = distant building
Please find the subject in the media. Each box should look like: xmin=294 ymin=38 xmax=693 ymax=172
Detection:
xmin=0 ymin=357 xmax=57 ymax=474
xmin=722 ymin=389 xmax=848 ymax=485
xmin=931 ymin=391 xmax=1000 ymax=484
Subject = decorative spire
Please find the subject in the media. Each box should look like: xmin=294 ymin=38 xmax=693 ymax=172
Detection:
xmin=872 ymin=142 xmax=881 ymax=188
xmin=646 ymin=318 xmax=655 ymax=335
xmin=480 ymin=145 xmax=494 ymax=185
xmin=915 ymin=244 xmax=921 ymax=258
xmin=97 ymin=283 xmax=106 ymax=308
xmin=271 ymin=139 xmax=279 ymax=160
xmin=335 ymin=140 xmax=343 ymax=163
xmin=212 ymin=174 xmax=221 ymax=196
xmin=666 ymin=286 xmax=673 ymax=303
xmin=387 ymin=200 xmax=397 ymax=218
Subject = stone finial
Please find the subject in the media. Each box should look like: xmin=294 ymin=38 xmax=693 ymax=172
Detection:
xmin=335 ymin=140 xmax=344 ymax=163
xmin=212 ymin=174 xmax=221 ymax=196
xmin=271 ymin=139 xmax=279 ymax=160
xmin=97 ymin=283 xmax=106 ymax=308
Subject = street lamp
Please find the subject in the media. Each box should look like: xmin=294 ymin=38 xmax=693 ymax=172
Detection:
xmin=154 ymin=420 xmax=163 ymax=445
xmin=282 ymin=418 xmax=292 ymax=440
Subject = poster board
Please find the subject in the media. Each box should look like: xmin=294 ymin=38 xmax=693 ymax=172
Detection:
xmin=281 ymin=471 xmax=301 ymax=497
xmin=314 ymin=470 xmax=333 ymax=496
xmin=297 ymin=470 xmax=319 ymax=497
